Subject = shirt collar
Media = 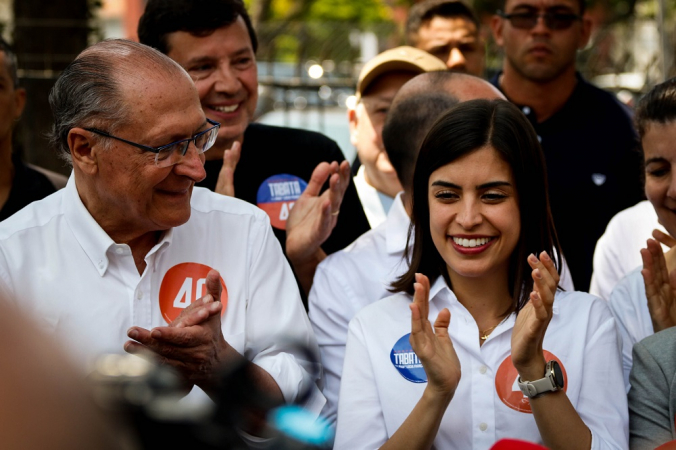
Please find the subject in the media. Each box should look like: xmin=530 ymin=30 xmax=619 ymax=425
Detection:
xmin=62 ymin=175 xmax=116 ymax=276
xmin=385 ymin=192 xmax=411 ymax=255
xmin=62 ymin=175 xmax=176 ymax=276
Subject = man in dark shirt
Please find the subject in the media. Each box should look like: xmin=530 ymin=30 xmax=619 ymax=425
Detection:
xmin=138 ymin=0 xmax=370 ymax=295
xmin=490 ymin=0 xmax=643 ymax=290
xmin=0 ymin=38 xmax=66 ymax=221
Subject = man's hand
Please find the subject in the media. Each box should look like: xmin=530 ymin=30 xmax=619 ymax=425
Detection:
xmin=641 ymin=239 xmax=676 ymax=332
xmin=286 ymin=160 xmax=351 ymax=295
xmin=124 ymin=270 xmax=235 ymax=392
xmin=215 ymin=141 xmax=241 ymax=197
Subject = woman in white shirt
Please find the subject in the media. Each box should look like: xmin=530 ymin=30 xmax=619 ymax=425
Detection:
xmin=335 ymin=99 xmax=627 ymax=450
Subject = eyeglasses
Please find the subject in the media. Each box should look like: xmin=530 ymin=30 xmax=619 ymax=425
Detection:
xmin=498 ymin=10 xmax=582 ymax=30
xmin=85 ymin=118 xmax=221 ymax=168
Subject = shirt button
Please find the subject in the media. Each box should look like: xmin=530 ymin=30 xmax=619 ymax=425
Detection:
xmin=479 ymin=365 xmax=487 ymax=374
xmin=115 ymin=248 xmax=124 ymax=255
xmin=479 ymin=423 xmax=488 ymax=432
xmin=136 ymin=292 xmax=143 ymax=300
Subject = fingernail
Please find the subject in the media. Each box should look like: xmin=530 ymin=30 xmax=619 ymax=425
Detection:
xmin=534 ymin=269 xmax=542 ymax=279
xmin=209 ymin=301 xmax=222 ymax=312
xmin=541 ymin=252 xmax=550 ymax=261
xmin=150 ymin=329 xmax=161 ymax=339
xmin=128 ymin=329 xmax=138 ymax=339
xmin=203 ymin=294 xmax=213 ymax=304
xmin=532 ymin=291 xmax=540 ymax=301
xmin=528 ymin=253 xmax=537 ymax=263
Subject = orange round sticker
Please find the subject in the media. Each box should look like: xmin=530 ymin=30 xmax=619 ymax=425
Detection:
xmin=494 ymin=350 xmax=567 ymax=413
xmin=159 ymin=263 xmax=228 ymax=324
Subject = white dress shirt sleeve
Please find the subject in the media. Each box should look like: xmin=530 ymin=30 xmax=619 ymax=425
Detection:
xmin=334 ymin=316 xmax=388 ymax=450
xmin=308 ymin=257 xmax=361 ymax=426
xmin=578 ymin=300 xmax=629 ymax=450
xmin=244 ymin=214 xmax=325 ymax=417
xmin=608 ymin=269 xmax=655 ymax=392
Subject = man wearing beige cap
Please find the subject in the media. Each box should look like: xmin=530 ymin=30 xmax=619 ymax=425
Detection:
xmin=349 ymin=46 xmax=445 ymax=228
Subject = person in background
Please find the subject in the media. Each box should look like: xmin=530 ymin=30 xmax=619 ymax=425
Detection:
xmin=406 ymin=0 xmax=485 ymax=76
xmin=628 ymin=326 xmax=676 ymax=449
xmin=490 ymin=0 xmax=643 ymax=290
xmin=138 ymin=0 xmax=370 ymax=296
xmin=0 ymin=40 xmax=323 ymax=441
xmin=349 ymin=46 xmax=445 ymax=228
xmin=334 ymin=99 xmax=626 ymax=449
xmin=0 ymin=37 xmax=67 ymax=221
xmin=590 ymin=201 xmax=665 ymax=301
xmin=609 ymin=78 xmax=676 ymax=390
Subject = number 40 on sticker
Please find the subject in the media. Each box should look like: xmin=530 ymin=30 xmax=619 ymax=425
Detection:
xmin=159 ymin=263 xmax=228 ymax=323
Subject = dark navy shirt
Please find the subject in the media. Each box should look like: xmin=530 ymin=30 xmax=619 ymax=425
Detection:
xmin=198 ymin=122 xmax=371 ymax=258
xmin=491 ymin=73 xmax=644 ymax=291
xmin=0 ymin=154 xmax=58 ymax=222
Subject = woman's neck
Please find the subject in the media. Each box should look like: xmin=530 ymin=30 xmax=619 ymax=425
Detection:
xmin=447 ymin=268 xmax=514 ymax=331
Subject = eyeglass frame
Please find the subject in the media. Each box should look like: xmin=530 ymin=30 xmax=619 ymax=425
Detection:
xmin=84 ymin=118 xmax=221 ymax=166
xmin=497 ymin=9 xmax=582 ymax=30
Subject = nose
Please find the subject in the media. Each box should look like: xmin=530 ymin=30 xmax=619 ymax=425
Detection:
xmin=173 ymin=142 xmax=207 ymax=182
xmin=667 ymin=172 xmax=676 ymax=200
xmin=446 ymin=48 xmax=467 ymax=71
xmin=455 ymin=198 xmax=482 ymax=229
xmin=213 ymin=61 xmax=243 ymax=95
xmin=531 ymin=14 xmax=551 ymax=34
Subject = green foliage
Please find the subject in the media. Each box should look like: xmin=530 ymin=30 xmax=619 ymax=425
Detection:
xmin=308 ymin=0 xmax=391 ymax=23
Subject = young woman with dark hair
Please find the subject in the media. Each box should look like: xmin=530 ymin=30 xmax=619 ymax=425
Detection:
xmin=334 ymin=99 xmax=627 ymax=449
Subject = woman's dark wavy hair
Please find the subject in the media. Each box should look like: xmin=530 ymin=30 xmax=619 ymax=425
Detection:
xmin=635 ymin=78 xmax=676 ymax=144
xmin=391 ymin=99 xmax=562 ymax=314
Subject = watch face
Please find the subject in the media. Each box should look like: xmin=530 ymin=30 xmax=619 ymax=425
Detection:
xmin=552 ymin=361 xmax=564 ymax=389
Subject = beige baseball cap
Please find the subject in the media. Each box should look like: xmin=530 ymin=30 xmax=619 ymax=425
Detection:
xmin=356 ymin=46 xmax=447 ymax=101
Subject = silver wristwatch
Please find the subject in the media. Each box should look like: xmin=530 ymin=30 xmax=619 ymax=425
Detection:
xmin=517 ymin=360 xmax=564 ymax=399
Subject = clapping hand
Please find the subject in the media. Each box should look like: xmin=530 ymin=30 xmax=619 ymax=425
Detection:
xmin=641 ymin=237 xmax=676 ymax=332
xmin=511 ymin=252 xmax=559 ymax=380
xmin=124 ymin=270 xmax=235 ymax=391
xmin=409 ymin=273 xmax=461 ymax=398
xmin=215 ymin=141 xmax=241 ymax=197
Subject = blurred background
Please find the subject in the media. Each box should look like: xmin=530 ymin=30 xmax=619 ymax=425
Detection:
xmin=5 ymin=0 xmax=673 ymax=173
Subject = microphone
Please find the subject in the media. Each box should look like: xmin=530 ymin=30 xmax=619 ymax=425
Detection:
xmin=490 ymin=439 xmax=549 ymax=450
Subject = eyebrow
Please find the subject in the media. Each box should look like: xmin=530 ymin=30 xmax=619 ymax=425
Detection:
xmin=430 ymin=180 xmax=512 ymax=189
xmin=185 ymin=48 xmax=252 ymax=66
xmin=645 ymin=157 xmax=668 ymax=165
xmin=151 ymin=119 xmax=209 ymax=147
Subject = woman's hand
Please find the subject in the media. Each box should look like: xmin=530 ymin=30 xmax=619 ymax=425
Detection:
xmin=409 ymin=273 xmax=461 ymax=399
xmin=641 ymin=238 xmax=676 ymax=332
xmin=511 ymin=251 xmax=559 ymax=381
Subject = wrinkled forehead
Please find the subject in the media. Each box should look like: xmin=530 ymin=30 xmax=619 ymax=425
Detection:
xmin=504 ymin=0 xmax=583 ymax=13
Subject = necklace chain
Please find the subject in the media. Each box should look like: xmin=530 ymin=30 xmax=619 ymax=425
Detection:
xmin=480 ymin=323 xmax=500 ymax=341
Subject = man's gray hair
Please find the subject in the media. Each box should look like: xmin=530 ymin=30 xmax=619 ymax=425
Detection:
xmin=48 ymin=39 xmax=188 ymax=163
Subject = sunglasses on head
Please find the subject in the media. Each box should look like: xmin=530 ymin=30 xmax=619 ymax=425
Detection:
xmin=498 ymin=9 xmax=582 ymax=30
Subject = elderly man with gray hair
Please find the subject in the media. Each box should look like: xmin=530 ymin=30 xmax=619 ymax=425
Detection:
xmin=0 ymin=39 xmax=323 ymax=431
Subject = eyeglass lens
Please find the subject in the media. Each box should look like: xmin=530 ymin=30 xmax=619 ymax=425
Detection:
xmin=507 ymin=12 xmax=579 ymax=30
xmin=155 ymin=125 xmax=219 ymax=167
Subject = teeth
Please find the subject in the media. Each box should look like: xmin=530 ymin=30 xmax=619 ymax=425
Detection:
xmin=453 ymin=237 xmax=492 ymax=248
xmin=213 ymin=104 xmax=238 ymax=113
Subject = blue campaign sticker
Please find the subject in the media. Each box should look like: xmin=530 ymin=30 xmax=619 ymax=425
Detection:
xmin=256 ymin=174 xmax=308 ymax=230
xmin=390 ymin=333 xmax=427 ymax=383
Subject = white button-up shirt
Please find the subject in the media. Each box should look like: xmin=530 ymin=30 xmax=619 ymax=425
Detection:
xmin=335 ymin=277 xmax=627 ymax=450
xmin=353 ymin=165 xmax=395 ymax=229
xmin=0 ymin=177 xmax=324 ymax=414
xmin=310 ymin=193 xmax=575 ymax=426
xmin=309 ymin=193 xmax=410 ymax=425
xmin=608 ymin=267 xmax=654 ymax=391
xmin=591 ymin=200 xmax=665 ymax=300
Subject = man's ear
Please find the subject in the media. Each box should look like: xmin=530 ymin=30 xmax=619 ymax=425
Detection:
xmin=490 ymin=15 xmax=505 ymax=47
xmin=348 ymin=106 xmax=359 ymax=146
xmin=68 ymin=128 xmax=99 ymax=175
xmin=13 ymin=87 xmax=26 ymax=120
